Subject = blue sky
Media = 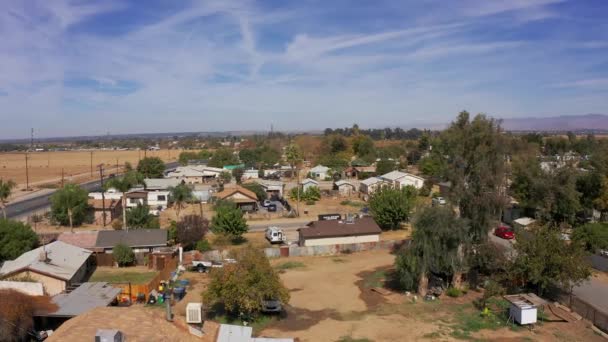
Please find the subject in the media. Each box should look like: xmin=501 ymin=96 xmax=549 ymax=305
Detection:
xmin=0 ymin=0 xmax=607 ymax=138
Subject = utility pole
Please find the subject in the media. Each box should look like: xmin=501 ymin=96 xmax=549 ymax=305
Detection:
xmin=30 ymin=128 xmax=34 ymax=150
xmin=90 ymin=151 xmax=93 ymax=177
xmin=61 ymin=168 xmax=65 ymax=187
xmin=25 ymin=153 xmax=30 ymax=191
xmin=98 ymin=165 xmax=107 ymax=226
xmin=116 ymin=158 xmax=119 ymax=171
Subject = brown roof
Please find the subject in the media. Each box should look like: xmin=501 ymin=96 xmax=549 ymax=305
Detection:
xmin=299 ymin=217 xmax=382 ymax=239
xmin=126 ymin=191 xmax=147 ymax=199
xmin=355 ymin=166 xmax=377 ymax=173
xmin=57 ymin=231 xmax=100 ymax=249
xmin=88 ymin=199 xmax=121 ymax=210
xmin=214 ymin=186 xmax=258 ymax=202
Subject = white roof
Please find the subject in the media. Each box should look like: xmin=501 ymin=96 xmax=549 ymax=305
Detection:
xmin=334 ymin=180 xmax=354 ymax=187
xmin=167 ymin=166 xmax=224 ymax=178
xmin=380 ymin=170 xmax=408 ymax=181
xmin=257 ymin=180 xmax=284 ymax=188
xmin=514 ymin=217 xmax=536 ymax=226
xmin=244 ymin=169 xmax=259 ymax=174
xmin=300 ymin=178 xmax=318 ymax=185
xmin=0 ymin=241 xmax=92 ymax=281
xmin=144 ymin=178 xmax=180 ymax=190
xmin=310 ymin=165 xmax=329 ymax=173
xmin=360 ymin=177 xmax=383 ymax=186
xmin=0 ymin=281 xmax=44 ymax=296
xmin=217 ymin=324 xmax=253 ymax=342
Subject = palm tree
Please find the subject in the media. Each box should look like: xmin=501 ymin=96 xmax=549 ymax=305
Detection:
xmin=169 ymin=183 xmax=193 ymax=220
xmin=0 ymin=179 xmax=17 ymax=219
xmin=285 ymin=143 xmax=302 ymax=216
xmin=105 ymin=171 xmax=143 ymax=231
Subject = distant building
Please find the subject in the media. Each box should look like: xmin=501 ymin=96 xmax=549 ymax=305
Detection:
xmin=309 ymin=165 xmax=330 ymax=179
xmin=379 ymin=171 xmax=425 ymax=190
xmin=88 ymin=199 xmax=122 ymax=225
xmin=359 ymin=177 xmax=389 ymax=198
xmin=165 ymin=166 xmax=223 ymax=184
xmin=143 ymin=178 xmax=181 ymax=190
xmin=256 ymin=179 xmax=285 ymax=198
xmin=214 ymin=186 xmax=259 ymax=212
xmin=93 ymin=230 xmax=168 ymax=254
xmin=300 ymin=178 xmax=319 ymax=192
xmin=334 ymin=180 xmax=356 ymax=196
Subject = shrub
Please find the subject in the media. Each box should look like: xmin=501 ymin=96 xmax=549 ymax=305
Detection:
xmin=111 ymin=218 xmax=123 ymax=230
xmin=196 ymin=239 xmax=212 ymax=252
xmin=176 ymin=215 xmax=210 ymax=250
xmin=446 ymin=287 xmax=462 ymax=297
xmin=0 ymin=219 xmax=38 ymax=263
xmin=113 ymin=243 xmax=135 ymax=267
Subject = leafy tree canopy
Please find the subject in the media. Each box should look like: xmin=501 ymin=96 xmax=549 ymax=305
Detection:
xmin=176 ymin=215 xmax=209 ymax=250
xmin=208 ymin=148 xmax=239 ymax=168
xmin=0 ymin=219 xmax=38 ymax=263
xmin=369 ymin=186 xmax=417 ymax=230
xmin=126 ymin=204 xmax=159 ymax=229
xmin=137 ymin=157 xmax=165 ymax=178
xmin=113 ymin=243 xmax=135 ymax=267
xmin=211 ymin=201 xmax=248 ymax=238
xmin=572 ymin=222 xmax=608 ymax=253
xmin=50 ymin=184 xmax=90 ymax=227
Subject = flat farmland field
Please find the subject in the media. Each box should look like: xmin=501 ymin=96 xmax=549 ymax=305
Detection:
xmin=0 ymin=149 xmax=180 ymax=188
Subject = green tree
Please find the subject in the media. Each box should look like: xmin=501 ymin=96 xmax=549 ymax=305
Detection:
xmin=572 ymin=223 xmax=608 ymax=252
xmin=209 ymin=148 xmax=238 ymax=168
xmin=219 ymin=171 xmax=232 ymax=184
xmin=232 ymin=168 xmax=245 ymax=184
xmin=50 ymin=184 xmax=89 ymax=231
xmin=239 ymin=149 xmax=259 ymax=167
xmin=352 ymin=135 xmax=375 ymax=159
xmin=211 ymin=201 xmax=248 ymax=239
xmin=440 ymin=111 xmax=506 ymax=243
xmin=0 ymin=179 xmax=16 ymax=219
xmin=113 ymin=243 xmax=135 ymax=267
xmin=285 ymin=142 xmax=303 ymax=215
xmin=375 ymin=159 xmax=397 ymax=175
xmin=126 ymin=203 xmax=159 ymax=229
xmin=137 ymin=157 xmax=165 ymax=178
xmin=243 ymin=183 xmax=267 ymax=202
xmin=169 ymin=183 xmax=193 ymax=220
xmin=176 ymin=215 xmax=209 ymax=250
xmin=178 ymin=151 xmax=198 ymax=165
xmin=395 ymin=207 xmax=469 ymax=294
xmin=418 ymin=154 xmax=445 ymax=177
xmin=203 ymin=245 xmax=290 ymax=319
xmin=290 ymin=186 xmax=321 ymax=203
xmin=509 ymin=226 xmax=591 ymax=297
xmin=369 ymin=186 xmax=417 ymax=230
xmin=0 ymin=219 xmax=38 ymax=263
xmin=106 ymin=171 xmax=144 ymax=230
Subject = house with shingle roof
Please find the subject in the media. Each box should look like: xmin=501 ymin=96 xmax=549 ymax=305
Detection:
xmin=214 ymin=186 xmax=259 ymax=212
xmin=298 ymin=217 xmax=381 ymax=247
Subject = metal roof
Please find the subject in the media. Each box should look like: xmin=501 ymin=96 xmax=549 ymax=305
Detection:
xmin=360 ymin=177 xmax=384 ymax=186
xmin=217 ymin=324 xmax=253 ymax=342
xmin=95 ymin=230 xmax=168 ymax=249
xmin=379 ymin=170 xmax=408 ymax=181
xmin=310 ymin=165 xmax=329 ymax=172
xmin=300 ymin=178 xmax=318 ymax=185
xmin=144 ymin=178 xmax=181 ymax=190
xmin=44 ymin=282 xmax=121 ymax=317
xmin=0 ymin=241 xmax=92 ymax=281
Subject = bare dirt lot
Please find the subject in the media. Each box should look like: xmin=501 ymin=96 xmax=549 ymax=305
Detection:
xmin=260 ymin=250 xmax=604 ymax=342
xmin=0 ymin=149 xmax=179 ymax=193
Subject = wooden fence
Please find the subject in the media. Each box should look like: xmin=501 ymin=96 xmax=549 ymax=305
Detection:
xmin=109 ymin=255 xmax=178 ymax=303
xmin=562 ymin=294 xmax=608 ymax=333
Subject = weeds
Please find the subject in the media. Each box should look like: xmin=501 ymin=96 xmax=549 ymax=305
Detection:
xmin=274 ymin=261 xmax=305 ymax=271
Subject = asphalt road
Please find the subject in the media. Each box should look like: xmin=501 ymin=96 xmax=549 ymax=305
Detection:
xmin=5 ymin=161 xmax=179 ymax=219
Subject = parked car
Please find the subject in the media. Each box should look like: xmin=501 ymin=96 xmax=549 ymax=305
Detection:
xmin=192 ymin=259 xmax=237 ymax=273
xmin=432 ymin=197 xmax=447 ymax=206
xmin=494 ymin=226 xmax=515 ymax=240
xmin=263 ymin=199 xmax=272 ymax=207
xmin=261 ymin=299 xmax=283 ymax=313
xmin=267 ymin=204 xmax=277 ymax=212
xmin=265 ymin=226 xmax=286 ymax=244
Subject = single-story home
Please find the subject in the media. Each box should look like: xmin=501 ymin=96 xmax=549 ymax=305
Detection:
xmin=309 ymin=165 xmax=330 ymax=180
xmin=300 ymin=178 xmax=319 ymax=192
xmin=298 ymin=217 xmax=382 ymax=247
xmin=147 ymin=190 xmax=170 ymax=210
xmin=165 ymin=166 xmax=223 ymax=184
xmin=214 ymin=186 xmax=259 ymax=212
xmin=379 ymin=171 xmax=425 ymax=190
xmin=88 ymin=199 xmax=122 ymax=225
xmin=88 ymin=188 xmax=122 ymax=201
xmin=345 ymin=166 xmax=377 ymax=179
xmin=334 ymin=180 xmax=356 ymax=196
xmin=143 ymin=178 xmax=181 ymax=190
xmin=125 ymin=190 xmax=148 ymax=208
xmin=358 ymin=177 xmax=389 ymax=198
xmin=93 ymin=229 xmax=168 ymax=254
xmin=243 ymin=169 xmax=260 ymax=180
xmin=35 ymin=282 xmax=121 ymax=330
xmin=257 ymin=179 xmax=285 ymax=198
xmin=0 ymin=241 xmax=93 ymax=296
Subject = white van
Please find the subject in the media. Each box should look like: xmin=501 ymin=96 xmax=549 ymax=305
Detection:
xmin=265 ymin=226 xmax=286 ymax=244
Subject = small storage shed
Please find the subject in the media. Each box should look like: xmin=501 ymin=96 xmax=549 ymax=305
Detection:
xmin=504 ymin=294 xmax=538 ymax=325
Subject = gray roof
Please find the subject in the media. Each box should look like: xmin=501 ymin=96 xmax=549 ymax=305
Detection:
xmin=0 ymin=241 xmax=92 ymax=281
xmin=380 ymin=170 xmax=408 ymax=181
xmin=310 ymin=165 xmax=329 ymax=173
xmin=360 ymin=177 xmax=384 ymax=186
xmin=95 ymin=230 xmax=168 ymax=249
xmin=300 ymin=178 xmax=318 ymax=185
xmin=144 ymin=178 xmax=181 ymax=190
xmin=45 ymin=282 xmax=121 ymax=317
xmin=334 ymin=180 xmax=354 ymax=187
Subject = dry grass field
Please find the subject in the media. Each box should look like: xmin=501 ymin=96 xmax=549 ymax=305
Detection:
xmin=0 ymin=149 xmax=180 ymax=189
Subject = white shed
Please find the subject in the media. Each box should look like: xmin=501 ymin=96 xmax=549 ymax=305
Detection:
xmin=504 ymin=294 xmax=538 ymax=325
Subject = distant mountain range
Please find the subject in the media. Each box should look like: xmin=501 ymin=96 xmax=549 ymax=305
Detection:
xmin=500 ymin=114 xmax=608 ymax=132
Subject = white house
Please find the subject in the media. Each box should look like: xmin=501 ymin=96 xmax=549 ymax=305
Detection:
xmin=310 ymin=165 xmax=330 ymax=180
xmin=359 ymin=177 xmax=388 ymax=197
xmin=147 ymin=190 xmax=170 ymax=210
xmin=334 ymin=180 xmax=356 ymax=196
xmin=257 ymin=179 xmax=285 ymax=198
xmin=88 ymin=188 xmax=123 ymax=201
xmin=300 ymin=178 xmax=319 ymax=192
xmin=243 ymin=169 xmax=259 ymax=180
xmin=379 ymin=171 xmax=425 ymax=190
xmin=165 ymin=166 xmax=223 ymax=184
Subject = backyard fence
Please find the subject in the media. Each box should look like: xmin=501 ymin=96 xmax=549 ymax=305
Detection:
xmin=108 ymin=255 xmax=178 ymax=303
xmin=93 ymin=252 xmax=151 ymax=267
xmin=561 ymin=294 xmax=608 ymax=333
xmin=264 ymin=239 xmax=409 ymax=258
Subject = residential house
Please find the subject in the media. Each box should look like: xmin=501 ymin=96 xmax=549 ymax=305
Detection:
xmin=214 ymin=186 xmax=259 ymax=212
xmin=93 ymin=230 xmax=168 ymax=254
xmin=257 ymin=179 xmax=285 ymax=198
xmin=193 ymin=184 xmax=213 ymax=203
xmin=300 ymin=178 xmax=319 ymax=192
xmin=147 ymin=190 xmax=170 ymax=210
xmin=359 ymin=177 xmax=389 ymax=199
xmin=379 ymin=171 xmax=425 ymax=190
xmin=345 ymin=166 xmax=376 ymax=179
xmin=334 ymin=180 xmax=356 ymax=196
xmin=298 ymin=216 xmax=382 ymax=247
xmin=88 ymin=188 xmax=123 ymax=201
xmin=125 ymin=190 xmax=148 ymax=208
xmin=165 ymin=165 xmax=223 ymax=184
xmin=57 ymin=231 xmax=99 ymax=250
xmin=0 ymin=241 xmax=93 ymax=296
xmin=309 ymin=165 xmax=330 ymax=179
xmin=88 ymin=199 xmax=122 ymax=225
xmin=243 ymin=169 xmax=260 ymax=180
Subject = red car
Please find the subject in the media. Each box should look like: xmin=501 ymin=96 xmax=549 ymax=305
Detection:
xmin=494 ymin=226 xmax=515 ymax=240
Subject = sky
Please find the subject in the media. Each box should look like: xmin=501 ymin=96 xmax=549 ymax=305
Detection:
xmin=1 ymin=0 xmax=607 ymax=138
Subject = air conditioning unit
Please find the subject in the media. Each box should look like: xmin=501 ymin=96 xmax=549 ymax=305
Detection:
xmin=186 ymin=303 xmax=203 ymax=324
xmin=95 ymin=329 xmax=123 ymax=342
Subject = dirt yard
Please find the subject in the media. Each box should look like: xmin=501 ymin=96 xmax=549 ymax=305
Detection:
xmin=260 ymin=250 xmax=604 ymax=342
xmin=0 ymin=149 xmax=180 ymax=196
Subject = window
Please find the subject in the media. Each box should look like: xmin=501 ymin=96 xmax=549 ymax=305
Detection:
xmin=129 ymin=198 xmax=138 ymax=204
xmin=157 ymin=195 xmax=166 ymax=201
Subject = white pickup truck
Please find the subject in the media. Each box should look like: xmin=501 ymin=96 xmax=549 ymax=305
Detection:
xmin=192 ymin=259 xmax=237 ymax=273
